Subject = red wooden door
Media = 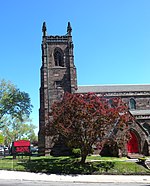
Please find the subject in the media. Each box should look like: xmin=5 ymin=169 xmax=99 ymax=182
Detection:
xmin=127 ymin=131 xmax=139 ymax=153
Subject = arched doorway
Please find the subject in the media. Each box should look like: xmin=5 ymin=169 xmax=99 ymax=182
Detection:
xmin=127 ymin=131 xmax=139 ymax=153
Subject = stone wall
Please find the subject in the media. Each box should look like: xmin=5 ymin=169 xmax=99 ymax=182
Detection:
xmin=39 ymin=22 xmax=150 ymax=156
xmin=38 ymin=22 xmax=77 ymax=155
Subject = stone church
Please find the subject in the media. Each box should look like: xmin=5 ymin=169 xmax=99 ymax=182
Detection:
xmin=38 ymin=22 xmax=150 ymax=156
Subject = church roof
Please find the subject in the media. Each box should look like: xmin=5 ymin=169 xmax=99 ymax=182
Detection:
xmin=130 ymin=109 xmax=150 ymax=116
xmin=76 ymin=84 xmax=150 ymax=93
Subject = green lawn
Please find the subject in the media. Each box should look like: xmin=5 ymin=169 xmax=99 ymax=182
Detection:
xmin=0 ymin=155 xmax=149 ymax=175
xmin=86 ymin=156 xmax=128 ymax=161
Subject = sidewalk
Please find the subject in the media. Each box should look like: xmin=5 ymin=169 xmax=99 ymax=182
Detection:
xmin=0 ymin=170 xmax=149 ymax=183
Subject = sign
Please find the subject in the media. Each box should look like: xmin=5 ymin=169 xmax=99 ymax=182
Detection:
xmin=12 ymin=140 xmax=30 ymax=155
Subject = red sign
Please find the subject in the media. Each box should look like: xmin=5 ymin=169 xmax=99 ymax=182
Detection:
xmin=14 ymin=140 xmax=30 ymax=147
xmin=15 ymin=146 xmax=30 ymax=153
xmin=12 ymin=140 xmax=30 ymax=155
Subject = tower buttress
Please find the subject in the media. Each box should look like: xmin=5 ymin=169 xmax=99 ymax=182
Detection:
xmin=38 ymin=22 xmax=77 ymax=155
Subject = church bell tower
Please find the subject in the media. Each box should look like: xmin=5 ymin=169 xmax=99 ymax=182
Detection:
xmin=38 ymin=22 xmax=77 ymax=155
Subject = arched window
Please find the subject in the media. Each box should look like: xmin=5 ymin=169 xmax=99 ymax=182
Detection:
xmin=129 ymin=98 xmax=136 ymax=110
xmin=108 ymin=99 xmax=114 ymax=107
xmin=54 ymin=48 xmax=64 ymax=67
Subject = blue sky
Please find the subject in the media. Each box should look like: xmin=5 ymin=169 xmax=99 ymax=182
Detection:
xmin=0 ymin=0 xmax=150 ymax=133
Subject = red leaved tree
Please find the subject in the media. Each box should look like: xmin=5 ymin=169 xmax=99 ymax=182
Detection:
xmin=45 ymin=92 xmax=133 ymax=163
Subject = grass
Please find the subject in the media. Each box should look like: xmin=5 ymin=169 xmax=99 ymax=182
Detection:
xmin=86 ymin=156 xmax=128 ymax=161
xmin=0 ymin=155 xmax=149 ymax=175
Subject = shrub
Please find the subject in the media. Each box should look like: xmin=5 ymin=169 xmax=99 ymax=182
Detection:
xmin=72 ymin=148 xmax=81 ymax=157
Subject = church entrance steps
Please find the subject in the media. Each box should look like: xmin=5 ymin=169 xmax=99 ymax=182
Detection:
xmin=127 ymin=153 xmax=144 ymax=159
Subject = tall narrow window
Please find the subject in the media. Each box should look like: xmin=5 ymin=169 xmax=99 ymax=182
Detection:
xmin=55 ymin=81 xmax=62 ymax=89
xmin=54 ymin=48 xmax=64 ymax=67
xmin=129 ymin=98 xmax=136 ymax=110
xmin=108 ymin=99 xmax=114 ymax=107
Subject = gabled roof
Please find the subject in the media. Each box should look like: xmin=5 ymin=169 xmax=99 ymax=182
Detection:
xmin=76 ymin=84 xmax=150 ymax=93
xmin=130 ymin=109 xmax=150 ymax=116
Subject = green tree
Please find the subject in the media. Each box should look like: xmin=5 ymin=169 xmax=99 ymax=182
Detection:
xmin=46 ymin=92 xmax=133 ymax=164
xmin=0 ymin=79 xmax=32 ymax=123
xmin=0 ymin=134 xmax=4 ymax=145
xmin=2 ymin=116 xmax=37 ymax=146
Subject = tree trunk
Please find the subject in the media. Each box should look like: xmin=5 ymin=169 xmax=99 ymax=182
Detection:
xmin=80 ymin=154 xmax=87 ymax=164
xmin=80 ymin=149 xmax=88 ymax=164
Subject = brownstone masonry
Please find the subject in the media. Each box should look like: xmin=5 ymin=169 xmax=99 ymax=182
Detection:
xmin=39 ymin=22 xmax=150 ymax=156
